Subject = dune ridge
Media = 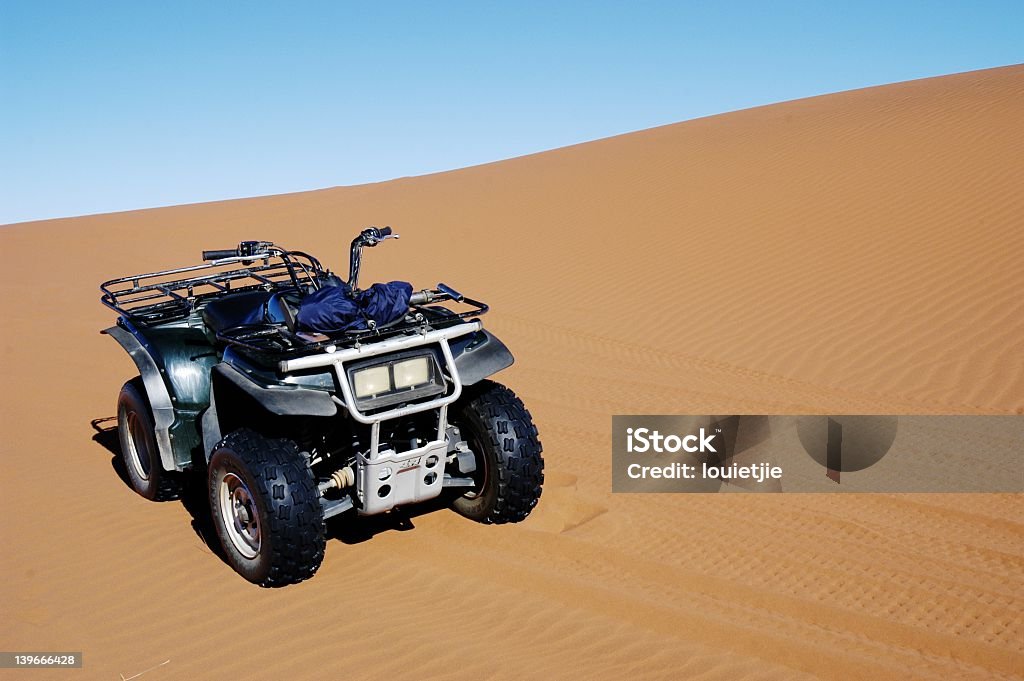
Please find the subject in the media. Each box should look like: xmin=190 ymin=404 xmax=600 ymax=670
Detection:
xmin=1 ymin=65 xmax=1022 ymax=679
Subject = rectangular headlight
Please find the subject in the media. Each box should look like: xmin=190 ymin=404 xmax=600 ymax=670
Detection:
xmin=353 ymin=365 xmax=391 ymax=398
xmin=346 ymin=350 xmax=447 ymax=411
xmin=393 ymin=357 xmax=430 ymax=389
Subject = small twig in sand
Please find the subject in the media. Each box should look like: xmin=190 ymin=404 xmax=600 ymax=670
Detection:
xmin=120 ymin=659 xmax=170 ymax=681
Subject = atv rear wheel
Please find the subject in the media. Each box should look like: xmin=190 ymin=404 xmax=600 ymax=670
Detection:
xmin=116 ymin=377 xmax=180 ymax=501
xmin=208 ymin=429 xmax=325 ymax=587
xmin=451 ymin=381 xmax=544 ymax=523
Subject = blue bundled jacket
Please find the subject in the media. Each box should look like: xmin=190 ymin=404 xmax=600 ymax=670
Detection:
xmin=296 ymin=280 xmax=413 ymax=333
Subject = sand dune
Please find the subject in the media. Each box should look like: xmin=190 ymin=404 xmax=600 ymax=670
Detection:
xmin=1 ymin=65 xmax=1022 ymax=679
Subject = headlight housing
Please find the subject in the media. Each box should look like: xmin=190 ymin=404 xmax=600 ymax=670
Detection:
xmin=347 ymin=351 xmax=445 ymax=409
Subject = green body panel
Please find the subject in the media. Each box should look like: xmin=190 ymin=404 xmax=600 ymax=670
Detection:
xmin=145 ymin=327 xmax=217 ymax=464
xmin=168 ymin=410 xmax=203 ymax=467
xmin=143 ymin=325 xmax=220 ymax=410
xmin=133 ymin=324 xmax=218 ymax=468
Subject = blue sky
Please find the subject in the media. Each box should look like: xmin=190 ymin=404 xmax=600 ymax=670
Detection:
xmin=1 ymin=1 xmax=1020 ymax=224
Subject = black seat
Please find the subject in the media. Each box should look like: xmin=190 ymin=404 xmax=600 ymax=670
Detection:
xmin=202 ymin=290 xmax=275 ymax=333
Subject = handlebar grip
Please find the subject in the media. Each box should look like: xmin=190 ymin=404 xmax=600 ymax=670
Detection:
xmin=436 ymin=283 xmax=464 ymax=302
xmin=378 ymin=226 xmax=392 ymax=237
xmin=202 ymin=249 xmax=237 ymax=260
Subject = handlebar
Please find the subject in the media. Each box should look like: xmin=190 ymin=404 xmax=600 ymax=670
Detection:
xmin=410 ymin=283 xmax=464 ymax=306
xmin=202 ymin=241 xmax=275 ymax=261
xmin=202 ymin=249 xmax=238 ymax=261
xmin=410 ymin=290 xmax=431 ymax=305
xmin=348 ymin=226 xmax=398 ymax=289
xmin=358 ymin=226 xmax=395 ymax=247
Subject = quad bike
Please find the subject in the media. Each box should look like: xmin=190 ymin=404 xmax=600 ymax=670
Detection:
xmin=100 ymin=228 xmax=543 ymax=586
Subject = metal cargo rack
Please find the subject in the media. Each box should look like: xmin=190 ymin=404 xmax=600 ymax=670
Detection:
xmin=214 ymin=295 xmax=490 ymax=359
xmin=101 ymin=242 xmax=490 ymax=360
xmin=100 ymin=249 xmax=324 ymax=326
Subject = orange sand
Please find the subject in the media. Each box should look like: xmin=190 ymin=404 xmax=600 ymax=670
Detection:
xmin=1 ymin=65 xmax=1022 ymax=680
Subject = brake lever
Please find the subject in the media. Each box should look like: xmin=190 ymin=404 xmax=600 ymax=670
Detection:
xmin=358 ymin=225 xmax=400 ymax=247
xmin=363 ymin=233 xmax=399 ymax=247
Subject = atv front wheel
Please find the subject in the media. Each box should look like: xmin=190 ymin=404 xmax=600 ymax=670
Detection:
xmin=208 ymin=429 xmax=325 ymax=587
xmin=116 ymin=377 xmax=180 ymax=501
xmin=451 ymin=381 xmax=544 ymax=523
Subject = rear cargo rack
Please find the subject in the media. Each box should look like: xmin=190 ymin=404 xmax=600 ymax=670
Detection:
xmin=101 ymin=243 xmax=490 ymax=360
xmin=100 ymin=249 xmax=323 ymax=326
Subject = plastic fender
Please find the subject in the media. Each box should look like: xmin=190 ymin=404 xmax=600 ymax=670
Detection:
xmin=142 ymin=325 xmax=220 ymax=410
xmin=104 ymin=322 xmax=218 ymax=471
xmin=102 ymin=325 xmax=179 ymax=472
xmin=449 ymin=329 xmax=514 ymax=385
xmin=213 ymin=363 xmax=338 ymax=417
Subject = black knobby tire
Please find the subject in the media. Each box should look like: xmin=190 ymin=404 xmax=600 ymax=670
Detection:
xmin=452 ymin=381 xmax=544 ymax=524
xmin=116 ymin=377 xmax=180 ymax=501
xmin=208 ymin=429 xmax=325 ymax=587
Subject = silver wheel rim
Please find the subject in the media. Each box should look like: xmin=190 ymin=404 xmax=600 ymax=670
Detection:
xmin=218 ymin=472 xmax=261 ymax=559
xmin=125 ymin=411 xmax=152 ymax=481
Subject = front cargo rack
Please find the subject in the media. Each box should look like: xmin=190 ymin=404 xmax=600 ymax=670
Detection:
xmin=214 ymin=296 xmax=489 ymax=359
xmin=100 ymin=248 xmax=324 ymax=326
